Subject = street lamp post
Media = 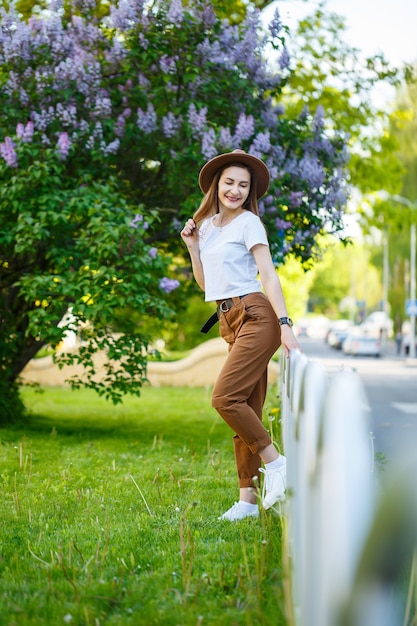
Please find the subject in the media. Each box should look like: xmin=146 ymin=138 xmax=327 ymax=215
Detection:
xmin=410 ymin=220 xmax=416 ymax=359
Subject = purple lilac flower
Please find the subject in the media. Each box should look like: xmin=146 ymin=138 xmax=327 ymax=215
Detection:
xmin=109 ymin=0 xmax=145 ymax=30
xmin=22 ymin=121 xmax=34 ymax=141
xmin=16 ymin=123 xmax=25 ymax=139
xmin=187 ymin=103 xmax=207 ymax=137
xmin=167 ymin=0 xmax=184 ymax=26
xmin=159 ymin=277 xmax=180 ymax=294
xmin=105 ymin=39 xmax=128 ymax=62
xmin=271 ymin=146 xmax=286 ymax=167
xmin=56 ymin=103 xmax=77 ymax=128
xmin=275 ymin=218 xmax=292 ymax=230
xmin=165 ymin=81 xmax=178 ymax=94
xmin=219 ymin=23 xmax=239 ymax=50
xmin=187 ymin=76 xmax=202 ymax=99
xmin=103 ymin=139 xmax=120 ymax=155
xmin=162 ymin=112 xmax=181 ymax=138
xmin=202 ymin=4 xmax=216 ymax=27
xmin=0 ymin=137 xmax=18 ymax=167
xmin=138 ymin=73 xmax=150 ymax=88
xmin=160 ymin=54 xmax=178 ymax=74
xmin=201 ymin=128 xmax=217 ymax=160
xmin=313 ymin=105 xmax=325 ymax=133
xmin=148 ymin=247 xmax=158 ymax=259
xmin=279 ymin=47 xmax=290 ymax=71
xmin=233 ymin=113 xmax=254 ymax=144
xmin=91 ymin=94 xmax=112 ymax=119
xmin=56 ymin=132 xmax=71 ymax=160
xmin=267 ymin=165 xmax=278 ymax=180
xmin=269 ymin=8 xmax=283 ymax=39
xmin=77 ymin=119 xmax=90 ymax=134
xmin=31 ymin=107 xmax=55 ymax=132
xmin=284 ymin=157 xmax=298 ymax=177
xmin=289 ymin=191 xmax=304 ymax=208
xmin=197 ymin=38 xmax=230 ymax=68
xmin=323 ymin=184 xmax=348 ymax=210
xmin=172 ymin=217 xmax=182 ymax=232
xmin=299 ymin=155 xmax=325 ymax=189
xmin=4 ymin=72 xmax=19 ymax=98
xmin=219 ymin=126 xmax=233 ymax=148
xmin=54 ymin=57 xmax=102 ymax=98
xmin=261 ymin=101 xmax=278 ymax=127
xmin=232 ymin=16 xmax=262 ymax=74
xmin=249 ymin=131 xmax=271 ymax=158
xmin=137 ymin=104 xmax=157 ymax=134
xmin=293 ymin=230 xmax=305 ymax=245
xmin=71 ymin=15 xmax=84 ymax=29
xmin=138 ymin=32 xmax=149 ymax=50
xmin=85 ymin=122 xmax=104 ymax=150
xmin=115 ymin=114 xmax=126 ymax=137
xmin=130 ymin=214 xmax=149 ymax=229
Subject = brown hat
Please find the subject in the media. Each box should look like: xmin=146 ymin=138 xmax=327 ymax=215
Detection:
xmin=198 ymin=149 xmax=270 ymax=199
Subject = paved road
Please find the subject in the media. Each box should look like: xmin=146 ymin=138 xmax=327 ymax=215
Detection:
xmin=297 ymin=336 xmax=417 ymax=465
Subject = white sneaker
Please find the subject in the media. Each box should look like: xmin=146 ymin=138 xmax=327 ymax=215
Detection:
xmin=260 ymin=462 xmax=286 ymax=510
xmin=218 ymin=502 xmax=259 ymax=521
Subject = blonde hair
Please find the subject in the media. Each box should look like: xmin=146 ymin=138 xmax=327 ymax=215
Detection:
xmin=193 ymin=163 xmax=260 ymax=225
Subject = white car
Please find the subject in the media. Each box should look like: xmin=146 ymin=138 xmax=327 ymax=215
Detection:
xmin=294 ymin=316 xmax=330 ymax=339
xmin=326 ymin=319 xmax=354 ymax=349
xmin=360 ymin=312 xmax=393 ymax=338
xmin=343 ymin=334 xmax=381 ymax=357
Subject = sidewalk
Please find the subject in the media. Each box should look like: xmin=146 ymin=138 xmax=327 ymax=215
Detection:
xmin=382 ymin=338 xmax=417 ymax=366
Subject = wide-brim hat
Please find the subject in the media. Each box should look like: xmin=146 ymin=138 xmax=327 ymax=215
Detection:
xmin=198 ymin=149 xmax=270 ymax=199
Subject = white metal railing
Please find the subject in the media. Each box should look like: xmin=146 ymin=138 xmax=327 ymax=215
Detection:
xmin=279 ymin=349 xmax=417 ymax=626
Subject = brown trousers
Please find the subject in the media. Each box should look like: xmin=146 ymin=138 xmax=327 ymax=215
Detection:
xmin=212 ymin=292 xmax=281 ymax=488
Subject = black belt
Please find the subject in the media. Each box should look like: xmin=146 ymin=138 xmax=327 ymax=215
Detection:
xmin=200 ymin=295 xmax=249 ymax=334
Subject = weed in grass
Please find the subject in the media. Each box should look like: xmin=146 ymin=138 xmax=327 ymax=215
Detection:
xmin=0 ymin=386 xmax=287 ymax=625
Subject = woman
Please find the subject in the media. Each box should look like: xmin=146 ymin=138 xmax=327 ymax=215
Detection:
xmin=180 ymin=149 xmax=300 ymax=521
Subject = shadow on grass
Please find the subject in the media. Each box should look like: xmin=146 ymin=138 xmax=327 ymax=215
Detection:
xmin=9 ymin=385 xmax=227 ymax=449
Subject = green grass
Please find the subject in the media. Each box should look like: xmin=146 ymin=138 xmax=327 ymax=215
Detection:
xmin=0 ymin=386 xmax=289 ymax=626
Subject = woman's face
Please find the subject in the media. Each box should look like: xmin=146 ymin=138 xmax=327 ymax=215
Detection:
xmin=217 ymin=165 xmax=251 ymax=211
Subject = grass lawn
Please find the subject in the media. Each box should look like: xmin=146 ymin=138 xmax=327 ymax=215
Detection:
xmin=0 ymin=385 xmax=289 ymax=626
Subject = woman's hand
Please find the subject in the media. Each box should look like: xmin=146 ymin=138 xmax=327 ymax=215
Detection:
xmin=180 ymin=218 xmax=199 ymax=250
xmin=180 ymin=218 xmax=205 ymax=290
xmin=280 ymin=324 xmax=301 ymax=358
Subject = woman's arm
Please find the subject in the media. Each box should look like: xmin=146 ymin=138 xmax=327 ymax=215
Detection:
xmin=180 ymin=218 xmax=205 ymax=291
xmin=252 ymin=243 xmax=300 ymax=357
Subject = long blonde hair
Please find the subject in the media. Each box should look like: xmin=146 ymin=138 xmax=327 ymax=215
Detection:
xmin=193 ymin=163 xmax=260 ymax=225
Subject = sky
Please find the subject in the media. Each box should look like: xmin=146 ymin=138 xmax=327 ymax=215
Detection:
xmin=263 ymin=0 xmax=417 ymax=69
xmin=262 ymin=0 xmax=417 ymax=109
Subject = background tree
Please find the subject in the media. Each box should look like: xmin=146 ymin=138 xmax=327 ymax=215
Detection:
xmin=362 ymin=67 xmax=417 ymax=331
xmin=281 ymin=3 xmax=402 ymax=195
xmin=0 ymin=0 xmax=350 ymax=422
xmin=307 ymin=241 xmax=382 ymax=318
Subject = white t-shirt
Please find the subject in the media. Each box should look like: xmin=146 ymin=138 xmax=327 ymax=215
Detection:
xmin=199 ymin=211 xmax=269 ymax=302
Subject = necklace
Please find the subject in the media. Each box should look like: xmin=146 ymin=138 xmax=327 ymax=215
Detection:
xmin=214 ymin=212 xmax=240 ymax=232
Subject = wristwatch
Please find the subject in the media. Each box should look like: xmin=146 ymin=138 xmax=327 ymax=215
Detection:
xmin=278 ymin=317 xmax=293 ymax=328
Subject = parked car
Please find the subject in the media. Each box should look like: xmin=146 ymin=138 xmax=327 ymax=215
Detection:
xmin=326 ymin=320 xmax=354 ymax=349
xmin=342 ymin=333 xmax=381 ymax=357
xmin=294 ymin=316 xmax=330 ymax=339
xmin=360 ymin=312 xmax=393 ymax=338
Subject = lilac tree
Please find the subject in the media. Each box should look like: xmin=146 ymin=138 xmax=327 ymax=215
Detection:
xmin=0 ymin=0 xmax=349 ymax=420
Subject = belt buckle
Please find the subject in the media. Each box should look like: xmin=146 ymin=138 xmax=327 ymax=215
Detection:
xmin=219 ymin=299 xmax=231 ymax=313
